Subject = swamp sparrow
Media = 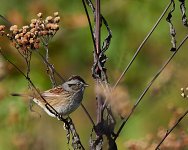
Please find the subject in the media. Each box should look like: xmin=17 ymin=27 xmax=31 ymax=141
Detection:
xmin=12 ymin=75 xmax=88 ymax=117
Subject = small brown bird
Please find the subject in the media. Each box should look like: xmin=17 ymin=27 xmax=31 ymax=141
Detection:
xmin=12 ymin=75 xmax=88 ymax=117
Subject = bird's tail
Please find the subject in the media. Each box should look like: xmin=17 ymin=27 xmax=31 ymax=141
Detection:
xmin=11 ymin=93 xmax=24 ymax=96
xmin=11 ymin=93 xmax=33 ymax=98
xmin=11 ymin=93 xmax=42 ymax=118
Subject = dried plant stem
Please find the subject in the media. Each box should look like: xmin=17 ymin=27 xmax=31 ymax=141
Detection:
xmin=95 ymin=0 xmax=101 ymax=54
xmin=84 ymin=1 xmax=116 ymax=149
xmin=155 ymin=108 xmax=188 ymax=149
xmin=0 ymin=14 xmax=12 ymax=27
xmin=114 ymin=34 xmax=188 ymax=141
xmin=95 ymin=0 xmax=102 ymax=124
xmin=113 ymin=1 xmax=173 ymax=89
xmin=66 ymin=117 xmax=85 ymax=150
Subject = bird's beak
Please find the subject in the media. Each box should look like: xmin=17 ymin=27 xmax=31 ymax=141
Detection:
xmin=84 ymin=83 xmax=89 ymax=87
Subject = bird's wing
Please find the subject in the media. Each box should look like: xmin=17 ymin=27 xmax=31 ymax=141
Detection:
xmin=38 ymin=86 xmax=69 ymax=107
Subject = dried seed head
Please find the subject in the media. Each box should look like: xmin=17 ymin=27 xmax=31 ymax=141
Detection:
xmin=46 ymin=16 xmax=53 ymax=22
xmin=22 ymin=29 xmax=27 ymax=34
xmin=29 ymin=38 xmax=34 ymax=44
xmin=40 ymin=23 xmax=45 ymax=29
xmin=54 ymin=16 xmax=60 ymax=23
xmin=10 ymin=25 xmax=18 ymax=31
xmin=15 ymin=34 xmax=20 ymax=39
xmin=18 ymin=29 xmax=23 ymax=33
xmin=41 ymin=30 xmax=48 ymax=36
xmin=30 ymin=28 xmax=36 ymax=33
xmin=181 ymin=93 xmax=185 ymax=98
xmin=30 ymin=23 xmax=35 ymax=28
xmin=54 ymin=12 xmax=59 ymax=17
xmin=13 ymin=29 xmax=19 ymax=34
xmin=51 ymin=24 xmax=59 ymax=30
xmin=19 ymin=33 xmax=24 ymax=37
xmin=0 ymin=31 xmax=5 ymax=36
xmin=31 ymin=19 xmax=37 ymax=24
xmin=34 ymin=42 xmax=40 ymax=49
xmin=22 ymin=26 xmax=29 ymax=30
xmin=0 ymin=25 xmax=5 ymax=31
xmin=34 ymin=31 xmax=38 ymax=36
xmin=2 ymin=12 xmax=61 ymax=52
xmin=50 ymin=30 xmax=54 ymax=35
xmin=46 ymin=23 xmax=52 ymax=29
xmin=37 ymin=12 xmax=43 ymax=18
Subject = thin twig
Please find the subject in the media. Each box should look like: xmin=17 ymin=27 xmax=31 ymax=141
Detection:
xmin=113 ymin=1 xmax=173 ymax=89
xmin=0 ymin=14 xmax=12 ymax=27
xmin=81 ymin=103 xmax=95 ymax=126
xmin=43 ymin=44 xmax=57 ymax=87
xmin=82 ymin=0 xmax=96 ymax=52
xmin=66 ymin=117 xmax=85 ymax=150
xmin=36 ymin=51 xmax=65 ymax=82
xmin=155 ymin=108 xmax=188 ymax=149
xmin=114 ymin=34 xmax=188 ymax=141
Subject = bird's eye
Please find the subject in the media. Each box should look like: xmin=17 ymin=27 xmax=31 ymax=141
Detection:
xmin=68 ymin=84 xmax=74 ymax=87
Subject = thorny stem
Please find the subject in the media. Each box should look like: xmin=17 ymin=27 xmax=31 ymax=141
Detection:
xmin=113 ymin=1 xmax=173 ymax=89
xmin=114 ymin=34 xmax=188 ymax=141
xmin=155 ymin=108 xmax=188 ymax=149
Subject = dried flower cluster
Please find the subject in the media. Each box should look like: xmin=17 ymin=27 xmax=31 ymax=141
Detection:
xmin=0 ymin=25 xmax=5 ymax=36
xmin=0 ymin=12 xmax=60 ymax=55
xmin=181 ymin=87 xmax=188 ymax=98
xmin=125 ymin=106 xmax=188 ymax=150
xmin=125 ymin=129 xmax=188 ymax=150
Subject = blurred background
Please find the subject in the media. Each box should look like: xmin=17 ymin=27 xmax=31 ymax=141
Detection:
xmin=0 ymin=0 xmax=188 ymax=149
